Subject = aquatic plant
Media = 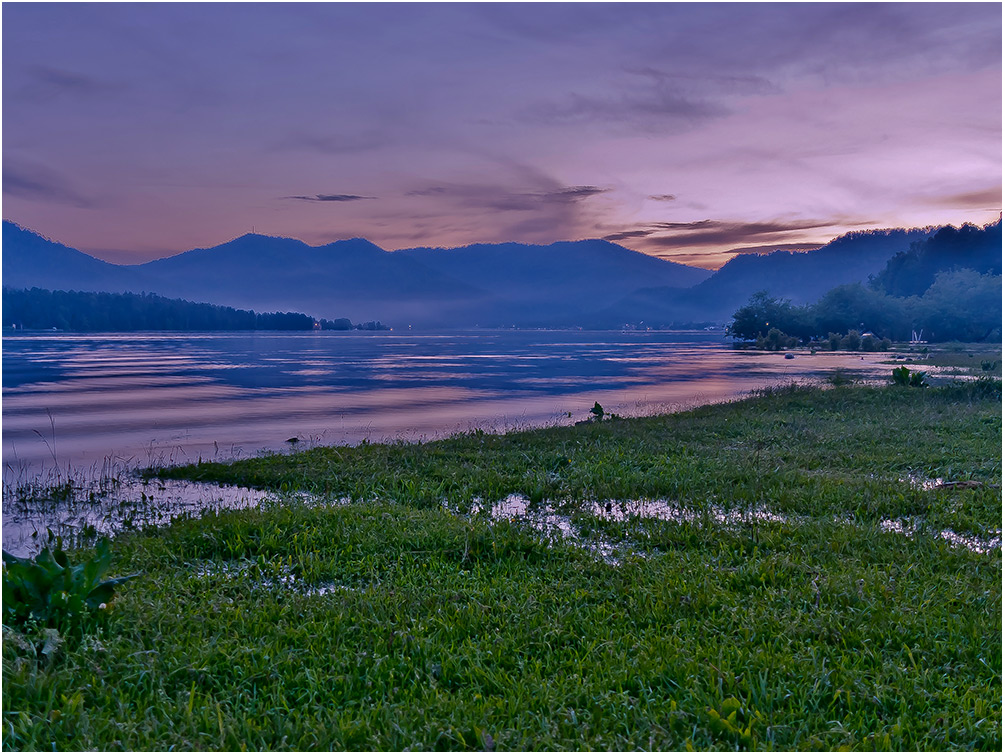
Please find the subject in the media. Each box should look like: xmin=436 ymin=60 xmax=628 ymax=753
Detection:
xmin=891 ymin=366 xmax=928 ymax=387
xmin=2 ymin=537 xmax=138 ymax=631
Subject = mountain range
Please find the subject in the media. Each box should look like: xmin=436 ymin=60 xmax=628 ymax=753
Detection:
xmin=595 ymin=226 xmax=940 ymax=326
xmin=0 ymin=220 xmax=970 ymax=328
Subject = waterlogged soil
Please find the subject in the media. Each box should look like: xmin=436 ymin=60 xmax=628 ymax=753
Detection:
xmin=1 ymin=477 xmax=284 ymax=557
xmin=470 ymin=493 xmax=1000 ymax=564
xmin=879 ymin=516 xmax=1002 ymax=554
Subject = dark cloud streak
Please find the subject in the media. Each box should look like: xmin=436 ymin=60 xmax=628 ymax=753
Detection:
xmin=603 ymin=230 xmax=654 ymax=241
xmin=2 ymin=164 xmax=94 ymax=208
xmin=270 ymin=132 xmax=390 ymax=155
xmin=284 ymin=194 xmax=375 ymax=202
xmin=14 ymin=65 xmax=123 ymax=103
xmin=407 ymin=183 xmax=608 ymax=212
xmin=625 ymin=66 xmax=779 ymax=97
xmin=921 ymin=187 xmax=1002 ymax=211
xmin=605 ymin=217 xmax=873 ymax=251
xmin=523 ymin=90 xmax=726 ymax=130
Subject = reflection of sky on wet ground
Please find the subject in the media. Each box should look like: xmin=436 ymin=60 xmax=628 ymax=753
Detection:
xmin=2 ymin=478 xmax=280 ymax=558
xmin=4 ymin=330 xmax=902 ymax=471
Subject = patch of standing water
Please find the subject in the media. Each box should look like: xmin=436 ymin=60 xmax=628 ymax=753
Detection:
xmin=468 ymin=495 xmax=1001 ymax=559
xmin=899 ymin=476 xmax=998 ymax=492
xmin=189 ymin=559 xmax=344 ymax=597
xmin=937 ymin=529 xmax=1002 ymax=554
xmin=466 ymin=494 xmax=793 ymax=563
xmin=879 ymin=517 xmax=920 ymax=536
xmin=470 ymin=494 xmax=621 ymax=563
xmin=1 ymin=476 xmax=302 ymax=558
xmin=901 ymin=477 xmax=946 ymax=491
xmin=585 ymin=498 xmax=790 ymax=525
xmin=880 ymin=517 xmax=1001 ymax=554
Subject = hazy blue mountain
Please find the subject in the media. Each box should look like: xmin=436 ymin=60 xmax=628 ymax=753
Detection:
xmin=131 ymin=234 xmax=486 ymax=325
xmin=0 ymin=224 xmax=486 ymax=326
xmin=599 ymin=226 xmax=940 ymax=326
xmin=9 ymin=220 xmax=982 ymax=330
xmin=2 ymin=222 xmax=134 ymax=293
xmin=2 ymin=223 xmax=714 ymax=327
xmin=399 ymin=239 xmax=711 ymax=300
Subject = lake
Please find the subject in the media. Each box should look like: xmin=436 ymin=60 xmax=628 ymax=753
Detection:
xmin=2 ymin=329 xmax=900 ymax=477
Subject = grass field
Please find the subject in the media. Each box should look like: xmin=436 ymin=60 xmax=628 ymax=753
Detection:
xmin=3 ymin=370 xmax=1001 ymax=750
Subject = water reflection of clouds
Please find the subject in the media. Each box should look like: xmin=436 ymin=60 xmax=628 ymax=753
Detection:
xmin=4 ymin=331 xmax=902 ymax=469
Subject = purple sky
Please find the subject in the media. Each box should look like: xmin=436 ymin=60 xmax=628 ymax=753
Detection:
xmin=3 ymin=3 xmax=1001 ymax=268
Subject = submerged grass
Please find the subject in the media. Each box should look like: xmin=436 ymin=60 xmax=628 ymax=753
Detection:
xmin=4 ymin=381 xmax=1001 ymax=750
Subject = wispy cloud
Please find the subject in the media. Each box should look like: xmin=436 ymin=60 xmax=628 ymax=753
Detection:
xmin=284 ymin=194 xmax=376 ymax=202
xmin=14 ymin=65 xmax=123 ymax=103
xmin=270 ymin=132 xmax=389 ymax=155
xmin=400 ymin=167 xmax=612 ymax=245
xmin=523 ymin=90 xmax=726 ymax=131
xmin=649 ymin=243 xmax=823 ymax=269
xmin=648 ymin=194 xmax=677 ymax=202
xmin=604 ymin=217 xmax=871 ymax=252
xmin=603 ymin=230 xmax=654 ymax=242
xmin=2 ymin=162 xmax=94 ymax=208
xmin=406 ymin=183 xmax=607 ymax=212
xmin=919 ymin=187 xmax=1002 ymax=212
xmin=625 ymin=66 xmax=779 ymax=97
xmin=518 ymin=62 xmax=768 ymax=134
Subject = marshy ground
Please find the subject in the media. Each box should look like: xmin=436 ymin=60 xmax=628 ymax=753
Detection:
xmin=3 ymin=349 xmax=1001 ymax=750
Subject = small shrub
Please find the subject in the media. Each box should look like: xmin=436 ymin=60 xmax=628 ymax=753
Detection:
xmin=952 ymin=375 xmax=1002 ymax=400
xmin=827 ymin=369 xmax=854 ymax=387
xmin=765 ymin=328 xmax=786 ymax=351
xmin=827 ymin=332 xmax=841 ymax=351
xmin=840 ymin=330 xmax=861 ymax=351
xmin=2 ymin=538 xmax=139 ymax=632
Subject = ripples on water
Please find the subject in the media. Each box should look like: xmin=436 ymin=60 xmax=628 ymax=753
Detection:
xmin=3 ymin=330 xmax=933 ymax=557
xmin=3 ymin=330 xmax=901 ymax=471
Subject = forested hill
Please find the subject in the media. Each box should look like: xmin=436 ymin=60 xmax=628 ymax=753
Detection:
xmin=2 ymin=288 xmax=387 ymax=332
xmin=726 ymin=221 xmax=1004 ymax=345
xmin=871 ymin=220 xmax=1002 ymax=296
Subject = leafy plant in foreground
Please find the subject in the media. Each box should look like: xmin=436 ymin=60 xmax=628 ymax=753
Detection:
xmin=587 ymin=401 xmax=621 ymax=422
xmin=2 ymin=537 xmax=139 ymax=631
xmin=891 ymin=366 xmax=928 ymax=387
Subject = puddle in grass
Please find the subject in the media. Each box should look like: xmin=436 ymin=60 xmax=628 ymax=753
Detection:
xmin=880 ymin=518 xmax=1001 ymax=554
xmin=903 ymin=477 xmax=946 ymax=491
xmin=1 ymin=477 xmax=297 ymax=558
xmin=937 ymin=529 xmax=1002 ymax=553
xmin=190 ymin=560 xmax=344 ymax=596
xmin=468 ymin=494 xmax=794 ymax=563
xmin=901 ymin=476 xmax=999 ymax=492
xmin=468 ymin=495 xmax=1000 ymax=561
xmin=471 ymin=495 xmax=620 ymax=562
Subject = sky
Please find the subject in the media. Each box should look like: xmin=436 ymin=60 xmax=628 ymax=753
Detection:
xmin=2 ymin=2 xmax=1001 ymax=268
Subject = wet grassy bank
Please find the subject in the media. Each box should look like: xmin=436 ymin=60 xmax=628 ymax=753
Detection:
xmin=3 ymin=375 xmax=1001 ymax=750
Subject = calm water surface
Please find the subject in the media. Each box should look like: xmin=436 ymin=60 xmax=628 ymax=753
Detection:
xmin=3 ymin=330 xmax=898 ymax=474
